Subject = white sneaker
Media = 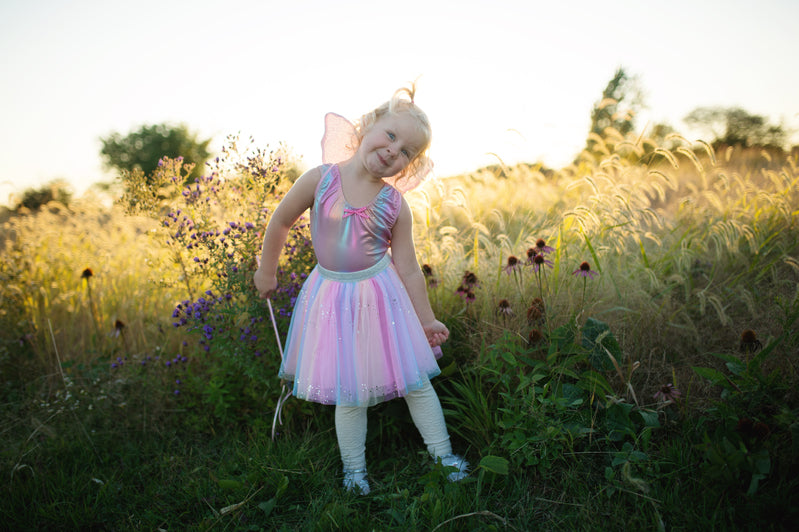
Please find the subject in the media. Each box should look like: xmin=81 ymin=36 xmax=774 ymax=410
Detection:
xmin=439 ymin=454 xmax=469 ymax=482
xmin=343 ymin=469 xmax=370 ymax=495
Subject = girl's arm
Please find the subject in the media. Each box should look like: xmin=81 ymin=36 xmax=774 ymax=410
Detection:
xmin=254 ymin=167 xmax=321 ymax=299
xmin=390 ymin=197 xmax=449 ymax=347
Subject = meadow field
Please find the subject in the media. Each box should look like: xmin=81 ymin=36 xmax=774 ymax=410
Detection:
xmin=1 ymin=132 xmax=798 ymax=530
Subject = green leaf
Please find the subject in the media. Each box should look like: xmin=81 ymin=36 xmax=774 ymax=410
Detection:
xmin=709 ymin=352 xmax=740 ymax=364
xmin=575 ymin=370 xmax=614 ymax=398
xmin=637 ymin=409 xmax=660 ymax=429
xmin=275 ymin=474 xmax=289 ymax=498
xmin=725 ymin=360 xmax=746 ymax=376
xmin=750 ymin=334 xmax=782 ymax=371
xmin=258 ymin=498 xmax=276 ymax=517
xmin=440 ymin=361 xmax=458 ymax=377
xmin=500 ymin=351 xmax=518 ymax=367
xmin=478 ymin=455 xmax=509 ymax=475
xmin=216 ymin=478 xmax=243 ymax=490
xmin=692 ymin=366 xmax=730 ymax=388
xmin=581 ymin=317 xmax=621 ymax=371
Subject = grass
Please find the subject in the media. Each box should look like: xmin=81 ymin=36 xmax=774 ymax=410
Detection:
xmin=3 ymin=397 xmax=797 ymax=530
xmin=2 ymin=138 xmax=799 ymax=530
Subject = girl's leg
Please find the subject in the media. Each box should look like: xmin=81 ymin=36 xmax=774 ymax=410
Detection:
xmin=335 ymin=405 xmax=370 ymax=494
xmin=404 ymin=381 xmax=469 ymax=481
xmin=403 ymin=381 xmax=452 ymax=457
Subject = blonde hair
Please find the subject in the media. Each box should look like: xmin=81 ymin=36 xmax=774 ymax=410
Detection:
xmin=354 ymin=83 xmax=432 ymax=183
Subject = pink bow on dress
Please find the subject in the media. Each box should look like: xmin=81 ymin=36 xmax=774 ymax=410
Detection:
xmin=343 ymin=206 xmax=370 ymax=220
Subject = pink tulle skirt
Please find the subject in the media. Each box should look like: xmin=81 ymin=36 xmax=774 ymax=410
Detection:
xmin=278 ymin=254 xmax=442 ymax=407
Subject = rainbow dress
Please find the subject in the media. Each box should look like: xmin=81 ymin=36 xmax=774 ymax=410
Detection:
xmin=278 ymin=164 xmax=442 ymax=407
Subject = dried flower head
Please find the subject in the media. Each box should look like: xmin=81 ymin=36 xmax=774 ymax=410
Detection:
xmin=739 ymin=329 xmax=762 ymax=354
xmin=735 ymin=417 xmax=769 ymax=441
xmin=528 ymin=328 xmax=544 ymax=345
xmin=455 ymin=283 xmax=476 ymax=304
xmin=753 ymin=421 xmax=770 ymax=440
xmin=461 ymin=270 xmax=479 ymax=288
xmin=421 ymin=264 xmax=439 ymax=288
xmin=573 ymin=261 xmax=598 ymax=279
xmin=496 ymin=299 xmax=513 ymax=316
xmin=81 ymin=268 xmax=93 ymax=279
xmin=527 ymin=297 xmax=545 ymax=323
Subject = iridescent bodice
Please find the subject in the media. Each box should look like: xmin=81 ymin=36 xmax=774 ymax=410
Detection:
xmin=311 ymin=164 xmax=401 ymax=272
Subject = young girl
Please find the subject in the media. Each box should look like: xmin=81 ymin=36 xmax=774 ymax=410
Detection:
xmin=253 ymin=85 xmax=467 ymax=494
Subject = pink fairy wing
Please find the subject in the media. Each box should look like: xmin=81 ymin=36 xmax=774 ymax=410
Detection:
xmin=321 ymin=112 xmax=358 ymax=164
xmin=321 ymin=112 xmax=434 ymax=193
xmin=385 ymin=159 xmax=434 ymax=194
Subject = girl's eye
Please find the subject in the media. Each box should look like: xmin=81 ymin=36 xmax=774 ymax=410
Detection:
xmin=387 ymin=132 xmax=396 ymax=141
xmin=401 ymin=149 xmax=410 ymax=158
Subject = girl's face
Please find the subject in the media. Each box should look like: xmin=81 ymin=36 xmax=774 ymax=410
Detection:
xmin=358 ymin=113 xmax=426 ymax=179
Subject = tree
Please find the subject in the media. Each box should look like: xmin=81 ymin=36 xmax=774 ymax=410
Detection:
xmin=100 ymin=123 xmax=212 ymax=183
xmin=14 ymin=179 xmax=73 ymax=212
xmin=585 ymin=67 xmax=645 ymax=153
xmin=683 ymin=106 xmax=786 ymax=149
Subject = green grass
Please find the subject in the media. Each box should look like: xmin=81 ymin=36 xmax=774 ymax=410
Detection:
xmin=3 ymin=392 xmax=797 ymax=530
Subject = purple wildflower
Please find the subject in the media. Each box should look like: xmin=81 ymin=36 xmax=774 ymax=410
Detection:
xmin=530 ymin=253 xmax=553 ymax=273
xmin=653 ymin=383 xmax=681 ymax=403
xmin=504 ymin=255 xmax=521 ymax=275
xmin=573 ymin=261 xmax=598 ymax=279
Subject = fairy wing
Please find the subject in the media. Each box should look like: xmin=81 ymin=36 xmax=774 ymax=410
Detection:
xmin=388 ymin=158 xmax=434 ymax=194
xmin=321 ymin=112 xmax=358 ymax=165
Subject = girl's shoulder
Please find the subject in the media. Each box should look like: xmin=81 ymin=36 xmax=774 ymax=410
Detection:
xmin=314 ymin=163 xmax=340 ymax=198
xmin=293 ymin=165 xmax=323 ymax=186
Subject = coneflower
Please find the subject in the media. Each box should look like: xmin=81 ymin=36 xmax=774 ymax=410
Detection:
xmin=114 ymin=319 xmax=130 ymax=355
xmin=496 ymin=299 xmax=513 ymax=322
xmin=739 ymin=329 xmax=762 ymax=356
xmin=528 ymin=328 xmax=544 ymax=345
xmin=504 ymin=255 xmax=521 ymax=275
xmin=572 ymin=261 xmax=598 ymax=279
xmin=527 ymin=297 xmax=545 ymax=324
xmin=573 ymin=261 xmax=599 ymax=313
xmin=530 ymin=253 xmax=553 ymax=273
xmin=82 ymin=267 xmax=100 ymax=338
xmin=653 ymin=383 xmax=681 ymax=404
xmin=534 ymin=238 xmax=555 ymax=255
xmin=422 ymin=264 xmax=439 ymax=288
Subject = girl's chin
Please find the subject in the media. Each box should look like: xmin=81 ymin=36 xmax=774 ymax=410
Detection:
xmin=368 ymin=162 xmax=394 ymax=178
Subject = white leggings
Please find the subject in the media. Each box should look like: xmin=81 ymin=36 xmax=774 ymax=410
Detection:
xmin=334 ymin=380 xmax=453 ymax=472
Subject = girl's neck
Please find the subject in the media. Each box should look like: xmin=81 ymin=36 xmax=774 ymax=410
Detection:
xmin=337 ymin=159 xmax=385 ymax=208
xmin=339 ymin=158 xmax=382 ymax=184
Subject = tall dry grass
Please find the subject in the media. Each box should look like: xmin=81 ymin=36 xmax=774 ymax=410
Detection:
xmin=0 ymin=197 xmax=185 ymax=391
xmin=1 ymin=131 xmax=797 ymax=402
xmin=407 ymin=132 xmax=798 ymax=393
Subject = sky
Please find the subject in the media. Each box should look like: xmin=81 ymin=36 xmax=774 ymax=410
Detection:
xmin=1 ymin=0 xmax=798 ymax=206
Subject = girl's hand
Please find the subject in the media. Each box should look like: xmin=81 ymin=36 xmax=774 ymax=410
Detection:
xmin=253 ymin=268 xmax=277 ymax=299
xmin=423 ymin=320 xmax=449 ymax=348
